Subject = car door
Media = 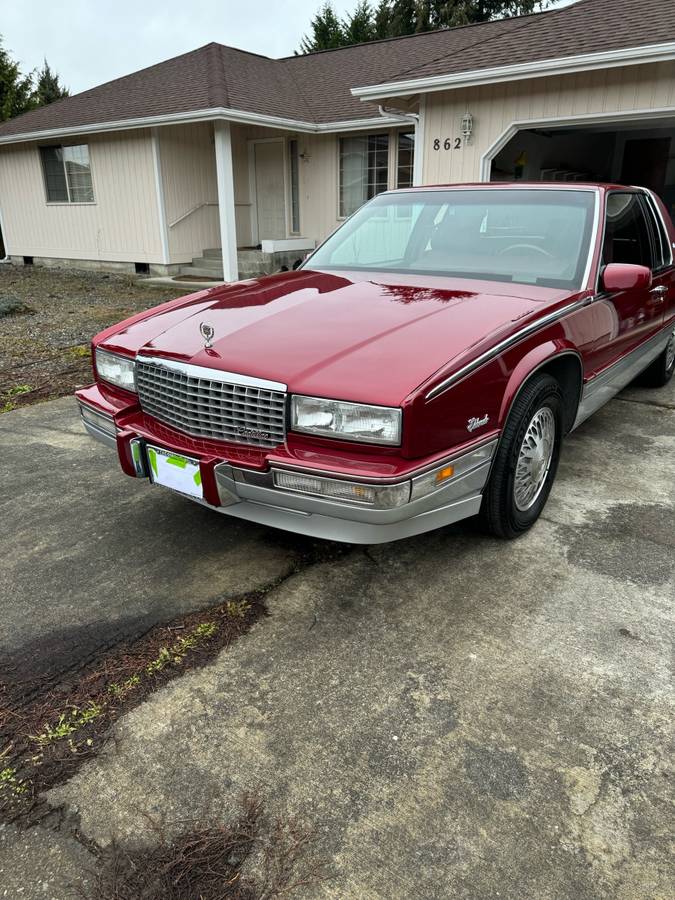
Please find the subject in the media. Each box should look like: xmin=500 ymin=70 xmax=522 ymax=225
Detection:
xmin=639 ymin=190 xmax=675 ymax=332
xmin=592 ymin=191 xmax=663 ymax=371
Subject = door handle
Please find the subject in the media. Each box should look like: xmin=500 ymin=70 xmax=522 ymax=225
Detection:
xmin=650 ymin=285 xmax=668 ymax=302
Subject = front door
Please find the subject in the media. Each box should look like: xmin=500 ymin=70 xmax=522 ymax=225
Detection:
xmin=253 ymin=141 xmax=286 ymax=243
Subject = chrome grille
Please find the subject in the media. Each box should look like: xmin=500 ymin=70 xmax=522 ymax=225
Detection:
xmin=136 ymin=359 xmax=287 ymax=448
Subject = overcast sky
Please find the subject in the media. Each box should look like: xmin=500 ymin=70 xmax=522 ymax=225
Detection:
xmin=3 ymin=0 xmax=576 ymax=96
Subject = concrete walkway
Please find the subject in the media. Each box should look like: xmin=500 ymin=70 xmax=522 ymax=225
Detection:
xmin=1 ymin=381 xmax=673 ymax=898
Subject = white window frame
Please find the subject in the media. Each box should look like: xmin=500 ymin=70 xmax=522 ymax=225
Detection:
xmin=336 ymin=127 xmax=415 ymax=220
xmin=39 ymin=143 xmax=96 ymax=205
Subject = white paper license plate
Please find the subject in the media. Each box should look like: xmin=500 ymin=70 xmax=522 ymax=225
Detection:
xmin=146 ymin=445 xmax=203 ymax=500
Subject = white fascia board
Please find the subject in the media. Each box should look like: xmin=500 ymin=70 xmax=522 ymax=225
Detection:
xmin=351 ymin=41 xmax=675 ymax=101
xmin=0 ymin=107 xmax=405 ymax=146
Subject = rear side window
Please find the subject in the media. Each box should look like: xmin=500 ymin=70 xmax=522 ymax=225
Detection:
xmin=639 ymin=193 xmax=671 ymax=270
xmin=603 ymin=193 xmax=654 ymax=269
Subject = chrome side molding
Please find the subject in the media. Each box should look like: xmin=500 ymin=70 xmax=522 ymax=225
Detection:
xmin=425 ymin=296 xmax=593 ymax=401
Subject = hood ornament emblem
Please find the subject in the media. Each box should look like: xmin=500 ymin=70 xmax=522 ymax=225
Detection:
xmin=199 ymin=322 xmax=215 ymax=349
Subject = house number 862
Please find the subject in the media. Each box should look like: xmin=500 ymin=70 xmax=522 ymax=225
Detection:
xmin=433 ymin=138 xmax=462 ymax=150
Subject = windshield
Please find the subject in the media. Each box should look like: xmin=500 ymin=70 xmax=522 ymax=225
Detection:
xmin=305 ymin=189 xmax=596 ymax=290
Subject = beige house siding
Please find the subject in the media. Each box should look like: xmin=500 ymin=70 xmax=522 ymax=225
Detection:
xmin=0 ymin=130 xmax=163 ymax=263
xmin=158 ymin=123 xmax=220 ymax=263
xmin=419 ymin=62 xmax=675 ymax=185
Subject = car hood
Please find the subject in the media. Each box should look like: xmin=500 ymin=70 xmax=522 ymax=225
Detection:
xmin=101 ymin=270 xmax=571 ymax=406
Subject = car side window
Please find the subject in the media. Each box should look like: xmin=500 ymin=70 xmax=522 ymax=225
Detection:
xmin=639 ymin=193 xmax=670 ymax=271
xmin=603 ymin=193 xmax=654 ymax=269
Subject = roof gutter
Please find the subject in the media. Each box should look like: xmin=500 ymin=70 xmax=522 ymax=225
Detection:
xmin=0 ymin=107 xmax=406 ymax=146
xmin=377 ymin=104 xmax=419 ymax=124
xmin=352 ymin=41 xmax=675 ymax=101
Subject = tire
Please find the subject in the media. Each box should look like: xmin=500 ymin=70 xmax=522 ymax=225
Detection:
xmin=639 ymin=326 xmax=675 ymax=388
xmin=480 ymin=374 xmax=564 ymax=539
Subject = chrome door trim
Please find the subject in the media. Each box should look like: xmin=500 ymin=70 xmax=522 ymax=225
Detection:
xmin=643 ymin=189 xmax=674 ymax=268
xmin=424 ymin=296 xmax=593 ymax=401
xmin=581 ymin=190 xmax=601 ymax=289
xmin=135 ymin=354 xmax=287 ymax=392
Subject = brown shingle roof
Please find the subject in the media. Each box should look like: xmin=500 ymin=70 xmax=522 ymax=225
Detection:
xmin=377 ymin=0 xmax=675 ymax=86
xmin=0 ymin=0 xmax=671 ymax=140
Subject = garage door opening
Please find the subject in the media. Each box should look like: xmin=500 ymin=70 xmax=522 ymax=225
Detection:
xmin=488 ymin=118 xmax=675 ymax=219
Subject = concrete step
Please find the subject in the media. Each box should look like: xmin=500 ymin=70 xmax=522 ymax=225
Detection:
xmin=202 ymin=248 xmax=223 ymax=259
xmin=191 ymin=255 xmax=223 ymax=269
xmin=237 ymin=249 xmax=267 ymax=262
xmin=179 ymin=265 xmax=223 ymax=280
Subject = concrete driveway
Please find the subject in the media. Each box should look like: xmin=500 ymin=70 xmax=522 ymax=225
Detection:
xmin=1 ymin=382 xmax=673 ymax=898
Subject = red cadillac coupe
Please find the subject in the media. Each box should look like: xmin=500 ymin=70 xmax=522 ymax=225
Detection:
xmin=76 ymin=184 xmax=675 ymax=543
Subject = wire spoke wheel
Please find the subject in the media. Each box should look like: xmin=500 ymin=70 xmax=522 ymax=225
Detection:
xmin=513 ymin=406 xmax=556 ymax=512
xmin=666 ymin=329 xmax=675 ymax=373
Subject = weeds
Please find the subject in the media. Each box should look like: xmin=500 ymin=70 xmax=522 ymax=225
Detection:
xmin=226 ymin=600 xmax=251 ymax=619
xmin=66 ymin=344 xmax=91 ymax=359
xmin=146 ymin=621 xmax=218 ymax=674
xmin=33 ymin=702 xmax=104 ymax=747
xmin=1 ymin=384 xmax=34 ymax=413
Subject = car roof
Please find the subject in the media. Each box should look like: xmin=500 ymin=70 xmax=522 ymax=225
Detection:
xmin=389 ymin=182 xmax=631 ymax=194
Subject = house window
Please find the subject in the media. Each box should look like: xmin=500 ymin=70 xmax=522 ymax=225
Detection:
xmin=339 ymin=133 xmax=389 ymax=218
xmin=40 ymin=144 xmax=94 ymax=203
xmin=289 ymin=139 xmax=300 ymax=234
xmin=396 ymin=132 xmax=415 ymax=189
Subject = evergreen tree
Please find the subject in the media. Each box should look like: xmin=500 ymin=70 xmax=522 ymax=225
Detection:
xmin=0 ymin=39 xmax=34 ymax=121
xmin=390 ymin=0 xmax=417 ymax=36
xmin=299 ymin=3 xmax=346 ymax=53
xmin=343 ymin=2 xmax=376 ymax=45
xmin=373 ymin=1 xmax=393 ymax=39
xmin=297 ymin=0 xmax=549 ymax=51
xmin=34 ymin=60 xmax=69 ymax=106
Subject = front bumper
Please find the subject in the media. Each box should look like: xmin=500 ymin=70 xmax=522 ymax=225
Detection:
xmin=76 ymin=393 xmax=496 ymax=544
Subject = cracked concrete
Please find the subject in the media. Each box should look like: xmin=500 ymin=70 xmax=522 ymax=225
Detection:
xmin=1 ymin=380 xmax=674 ymax=898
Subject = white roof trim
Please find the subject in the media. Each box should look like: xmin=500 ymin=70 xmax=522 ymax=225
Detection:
xmin=0 ymin=106 xmax=405 ymax=145
xmin=351 ymin=41 xmax=675 ymax=101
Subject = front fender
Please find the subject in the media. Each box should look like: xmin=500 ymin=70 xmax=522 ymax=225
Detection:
xmin=498 ymin=341 xmax=583 ymax=432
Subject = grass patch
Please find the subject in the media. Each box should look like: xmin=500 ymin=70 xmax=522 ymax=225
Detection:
xmin=65 ymin=343 xmax=91 ymax=359
xmin=0 ymin=384 xmax=35 ymax=414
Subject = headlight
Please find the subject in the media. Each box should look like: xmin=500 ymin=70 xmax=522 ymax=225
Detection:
xmin=95 ymin=349 xmax=136 ymax=392
xmin=291 ymin=395 xmax=402 ymax=445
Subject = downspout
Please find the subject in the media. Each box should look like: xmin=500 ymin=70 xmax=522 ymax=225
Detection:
xmin=377 ymin=104 xmax=424 ymax=187
xmin=377 ymin=104 xmax=419 ymax=125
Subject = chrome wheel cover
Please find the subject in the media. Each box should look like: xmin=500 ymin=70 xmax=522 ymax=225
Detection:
xmin=514 ymin=407 xmax=556 ymax=512
xmin=666 ymin=329 xmax=675 ymax=372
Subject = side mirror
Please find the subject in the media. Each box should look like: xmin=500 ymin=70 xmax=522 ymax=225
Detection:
xmin=601 ymin=263 xmax=652 ymax=292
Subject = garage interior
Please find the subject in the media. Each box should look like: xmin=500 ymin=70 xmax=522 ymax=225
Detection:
xmin=490 ymin=118 xmax=675 ymax=218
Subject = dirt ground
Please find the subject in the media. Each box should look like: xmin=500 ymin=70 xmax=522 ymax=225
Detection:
xmin=0 ymin=265 xmax=185 ymax=411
